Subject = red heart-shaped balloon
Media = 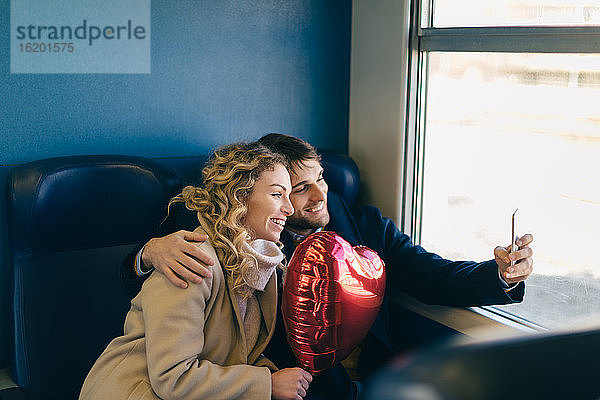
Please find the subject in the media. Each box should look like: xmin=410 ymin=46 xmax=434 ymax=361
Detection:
xmin=282 ymin=231 xmax=386 ymax=374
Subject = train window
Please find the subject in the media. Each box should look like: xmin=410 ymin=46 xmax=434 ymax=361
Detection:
xmin=409 ymin=2 xmax=600 ymax=330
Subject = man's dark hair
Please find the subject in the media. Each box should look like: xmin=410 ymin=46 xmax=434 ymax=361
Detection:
xmin=257 ymin=133 xmax=321 ymax=170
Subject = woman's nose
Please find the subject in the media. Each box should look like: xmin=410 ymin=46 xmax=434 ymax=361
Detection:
xmin=282 ymin=197 xmax=294 ymax=216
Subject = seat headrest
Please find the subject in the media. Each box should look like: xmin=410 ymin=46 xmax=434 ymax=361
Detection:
xmin=320 ymin=152 xmax=360 ymax=207
xmin=156 ymin=152 xmax=361 ymax=206
xmin=7 ymin=152 xmax=359 ymax=255
xmin=8 ymin=155 xmax=180 ymax=254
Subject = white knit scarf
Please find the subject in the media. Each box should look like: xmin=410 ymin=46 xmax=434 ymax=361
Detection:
xmin=235 ymin=239 xmax=283 ymax=352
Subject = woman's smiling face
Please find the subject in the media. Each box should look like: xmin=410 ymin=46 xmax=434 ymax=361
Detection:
xmin=244 ymin=163 xmax=294 ymax=242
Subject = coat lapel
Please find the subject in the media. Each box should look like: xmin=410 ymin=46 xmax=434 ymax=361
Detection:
xmin=249 ymin=271 xmax=278 ymax=362
xmin=226 ymin=273 xmax=248 ymax=360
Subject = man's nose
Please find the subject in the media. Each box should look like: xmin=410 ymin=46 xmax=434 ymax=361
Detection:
xmin=309 ymin=184 xmax=327 ymax=202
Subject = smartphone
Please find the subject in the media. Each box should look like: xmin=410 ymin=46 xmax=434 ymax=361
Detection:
xmin=511 ymin=208 xmax=518 ymax=266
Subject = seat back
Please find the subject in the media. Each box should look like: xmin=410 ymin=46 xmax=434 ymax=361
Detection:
xmin=365 ymin=328 xmax=600 ymax=400
xmin=6 ymin=156 xmax=180 ymax=400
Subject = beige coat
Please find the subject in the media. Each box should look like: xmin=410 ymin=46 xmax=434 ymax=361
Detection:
xmin=80 ymin=238 xmax=278 ymax=400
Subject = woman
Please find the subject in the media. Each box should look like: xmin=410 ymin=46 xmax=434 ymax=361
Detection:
xmin=80 ymin=142 xmax=312 ymax=400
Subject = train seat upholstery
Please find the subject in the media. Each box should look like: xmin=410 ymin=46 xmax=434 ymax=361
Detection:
xmin=364 ymin=327 xmax=600 ymax=400
xmin=2 ymin=152 xmax=360 ymax=400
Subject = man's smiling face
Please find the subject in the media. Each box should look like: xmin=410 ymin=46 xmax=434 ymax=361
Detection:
xmin=286 ymin=160 xmax=330 ymax=236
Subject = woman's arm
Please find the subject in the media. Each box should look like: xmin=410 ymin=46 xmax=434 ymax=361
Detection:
xmin=140 ymin=241 xmax=272 ymax=400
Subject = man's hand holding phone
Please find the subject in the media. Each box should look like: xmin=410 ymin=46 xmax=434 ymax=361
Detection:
xmin=494 ymin=209 xmax=534 ymax=285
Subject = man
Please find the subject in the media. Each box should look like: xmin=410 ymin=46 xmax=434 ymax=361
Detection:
xmin=130 ymin=134 xmax=534 ymax=399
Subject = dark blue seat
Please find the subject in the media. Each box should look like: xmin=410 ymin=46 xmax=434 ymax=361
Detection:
xmin=365 ymin=328 xmax=600 ymax=400
xmin=3 ymin=152 xmax=359 ymax=400
xmin=5 ymin=156 xmax=181 ymax=400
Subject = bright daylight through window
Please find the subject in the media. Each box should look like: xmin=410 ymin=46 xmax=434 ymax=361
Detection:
xmin=414 ymin=1 xmax=600 ymax=329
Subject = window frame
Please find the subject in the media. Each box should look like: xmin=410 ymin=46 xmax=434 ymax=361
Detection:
xmin=421 ymin=26 xmax=600 ymax=53
xmin=402 ymin=0 xmax=600 ymax=330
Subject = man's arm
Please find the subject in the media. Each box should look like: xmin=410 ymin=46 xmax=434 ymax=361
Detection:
xmin=122 ymin=201 xmax=215 ymax=289
xmin=355 ymin=205 xmax=531 ymax=306
xmin=139 ymin=230 xmax=215 ymax=288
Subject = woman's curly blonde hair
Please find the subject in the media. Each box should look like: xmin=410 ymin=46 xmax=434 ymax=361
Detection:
xmin=169 ymin=142 xmax=286 ymax=293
